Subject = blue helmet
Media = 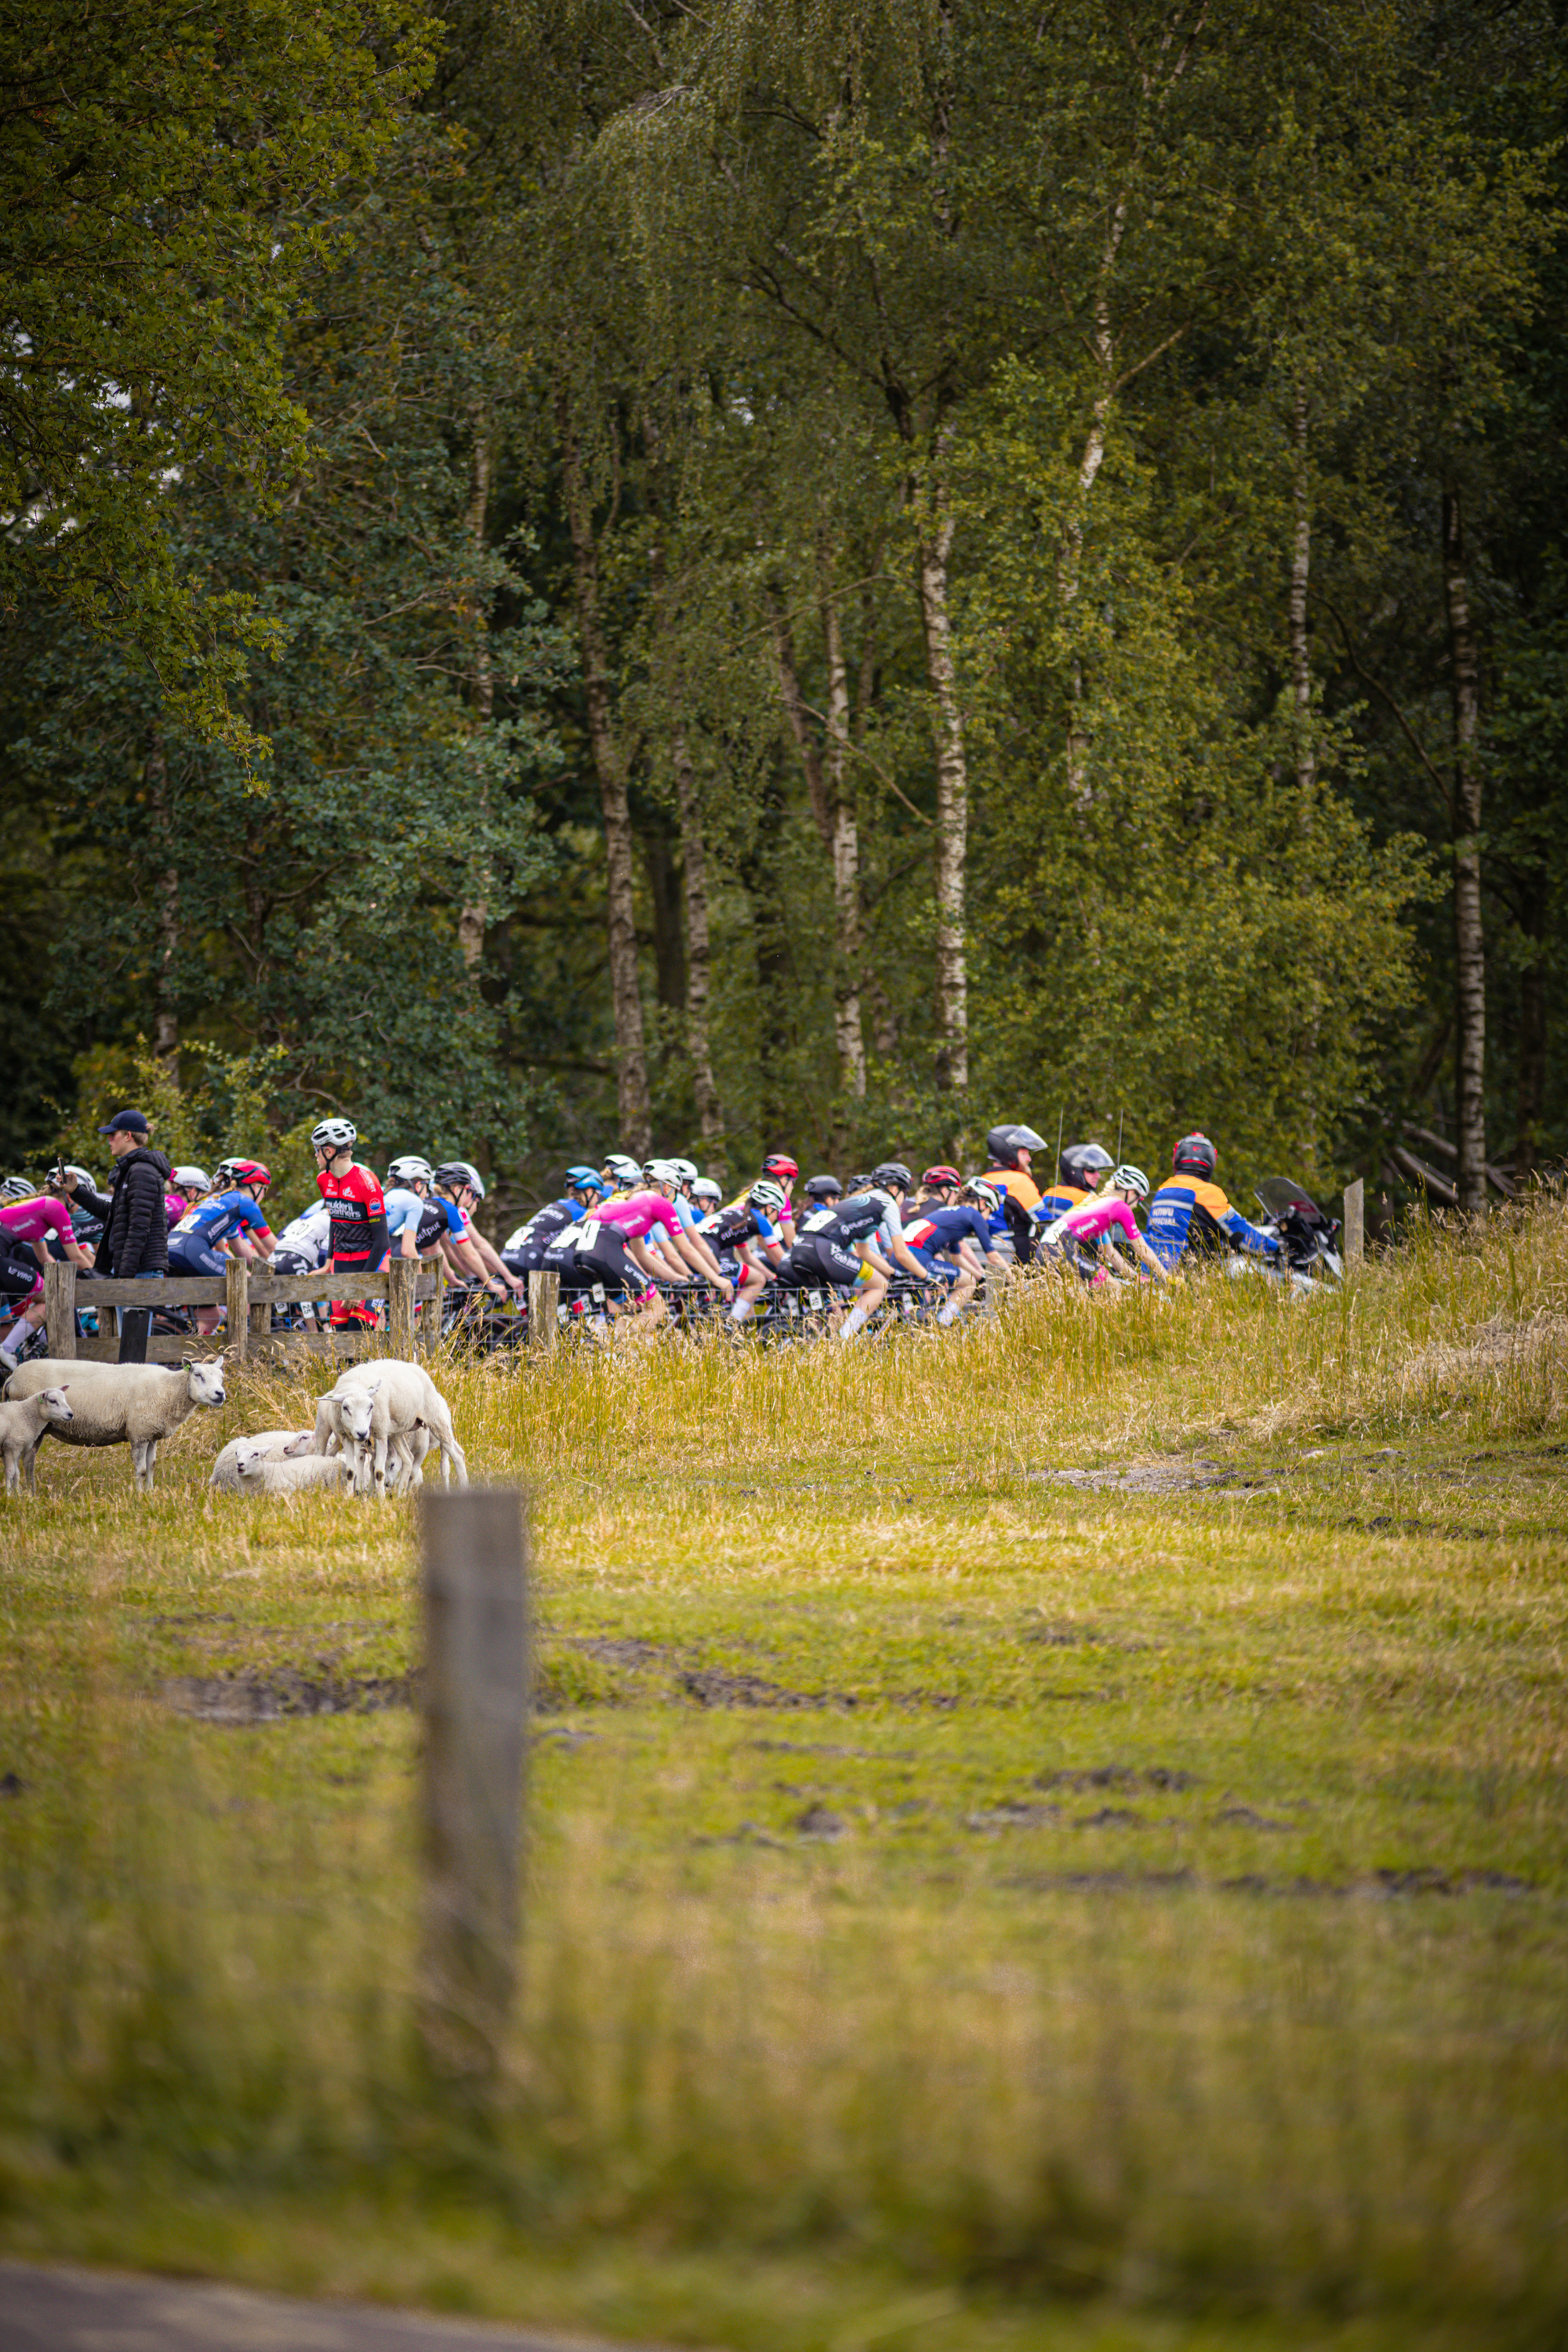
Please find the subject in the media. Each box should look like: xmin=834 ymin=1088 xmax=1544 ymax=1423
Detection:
xmin=565 ymin=1164 xmax=606 ymax=1194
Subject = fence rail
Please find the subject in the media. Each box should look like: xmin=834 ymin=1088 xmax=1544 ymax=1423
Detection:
xmin=42 ymin=1257 xmax=445 ymax=1366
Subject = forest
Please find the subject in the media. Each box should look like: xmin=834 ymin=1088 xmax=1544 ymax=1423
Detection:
xmin=3 ymin=0 xmax=1565 ymax=1225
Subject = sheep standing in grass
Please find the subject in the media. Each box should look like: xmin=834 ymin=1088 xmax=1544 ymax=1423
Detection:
xmin=311 ymin=1360 xmax=465 ymax=1497
xmin=209 ymin=1430 xmax=314 ymax=1493
xmin=234 ymin=1447 xmax=354 ymax=1496
xmin=0 ymin=1386 xmax=73 ymax=1494
xmin=1 ymin=1359 xmax=226 ymax=1492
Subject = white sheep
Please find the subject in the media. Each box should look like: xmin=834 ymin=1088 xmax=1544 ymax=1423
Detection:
xmin=311 ymin=1359 xmax=466 ymax=1498
xmin=209 ymin=1429 xmax=314 ymax=1493
xmin=0 ymin=1385 xmax=74 ymax=1494
xmin=234 ymin=1447 xmax=355 ymax=1496
xmin=2 ymin=1358 xmax=227 ymax=1492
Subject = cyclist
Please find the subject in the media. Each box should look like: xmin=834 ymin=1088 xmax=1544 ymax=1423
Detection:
xmin=979 ymin=1123 xmax=1050 ymax=1261
xmin=902 ymin=1166 xmax=1011 ymax=1325
xmin=798 ymin=1174 xmax=842 ymax=1229
xmin=640 ymin=1159 xmax=731 ymax=1291
xmin=1041 ymin=1163 xmax=1169 ymax=1286
xmin=0 ymin=1185 xmax=95 ymax=1367
xmin=168 ymin=1157 xmax=276 ymax=1337
xmin=691 ymin=1177 xmax=723 ymax=1214
xmin=699 ymin=1178 xmax=789 ymax=1324
xmin=501 ymin=1167 xmax=606 ymax=1278
xmin=599 ymin=1152 xmax=644 ymax=1200
xmin=165 ymin=1163 xmax=212 ymax=1225
xmin=430 ymin=1161 xmax=523 ymax=1306
xmin=1145 ymin=1133 xmax=1281 ymax=1274
xmin=784 ymin=1162 xmax=938 ymax=1341
xmin=546 ymin=1162 xmax=712 ymax=1334
xmin=313 ymin=1117 xmax=389 ymax=1330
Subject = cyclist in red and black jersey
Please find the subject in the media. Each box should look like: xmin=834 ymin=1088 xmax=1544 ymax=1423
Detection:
xmin=312 ymin=1117 xmax=389 ymax=1330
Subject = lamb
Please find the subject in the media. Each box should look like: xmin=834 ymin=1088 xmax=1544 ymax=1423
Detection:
xmin=234 ymin=1446 xmax=354 ymax=1496
xmin=209 ymin=1429 xmax=314 ymax=1493
xmin=311 ymin=1359 xmax=466 ymax=1498
xmin=0 ymin=1385 xmax=73 ymax=1494
xmin=1 ymin=1358 xmax=227 ymax=1492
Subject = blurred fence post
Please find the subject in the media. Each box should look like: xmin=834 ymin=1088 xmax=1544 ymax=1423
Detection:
xmin=1344 ymin=1178 xmax=1365 ymax=1267
xmin=419 ymin=1487 xmax=529 ymax=2086
xmin=44 ymin=1260 xmax=76 ymax=1358
xmin=387 ymin=1255 xmax=417 ymax=1356
xmin=528 ymin=1269 xmax=559 ymax=1352
xmin=225 ymin=1258 xmax=249 ymax=1361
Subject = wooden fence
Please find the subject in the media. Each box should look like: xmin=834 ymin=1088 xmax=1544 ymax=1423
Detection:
xmin=42 ymin=1257 xmax=446 ymax=1366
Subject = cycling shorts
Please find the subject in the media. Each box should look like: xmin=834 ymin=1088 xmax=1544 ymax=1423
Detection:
xmin=168 ymin=1237 xmax=227 ymax=1279
xmin=789 ymin=1233 xmax=863 ymax=1290
xmin=909 ymin=1246 xmax=958 ymax=1286
xmin=574 ymin=1236 xmax=655 ymax=1303
xmin=270 ymin=1249 xmax=318 ymax=1280
xmin=0 ymin=1248 xmax=42 ymax=1302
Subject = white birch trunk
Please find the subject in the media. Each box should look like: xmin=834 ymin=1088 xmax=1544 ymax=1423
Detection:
xmin=822 ymin=595 xmax=866 ymax=1102
xmin=672 ymin=731 xmax=724 ymax=1159
xmin=459 ymin=416 xmax=493 ymax=975
xmin=1443 ymin=485 xmax=1486 ymax=1216
xmin=1289 ymin=385 xmax=1314 ymax=795
xmin=916 ymin=490 xmax=968 ymax=1097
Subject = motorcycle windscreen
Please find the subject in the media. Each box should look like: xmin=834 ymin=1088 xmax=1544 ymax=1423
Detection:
xmin=1254 ymin=1176 xmax=1327 ymax=1224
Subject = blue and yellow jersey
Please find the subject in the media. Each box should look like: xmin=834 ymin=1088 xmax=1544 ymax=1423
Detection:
xmin=1146 ymin=1178 xmax=1278 ymax=1272
xmin=1033 ymin=1184 xmax=1088 ymax=1225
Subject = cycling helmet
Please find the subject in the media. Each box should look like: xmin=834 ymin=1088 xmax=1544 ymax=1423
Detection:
xmin=985 ymin=1123 xmax=1048 ymax=1170
xmin=61 ymin=1163 xmax=97 ymax=1189
xmin=1060 ymin=1142 xmax=1113 ymax=1189
xmin=564 ymin=1163 xmax=604 ymax=1193
xmin=433 ymin=1160 xmax=485 ymax=1200
xmin=213 ymin=1157 xmax=271 ymax=1192
xmin=691 ymin=1177 xmax=722 ymax=1206
xmin=670 ymin=1157 xmax=699 ymax=1185
xmin=847 ymin=1173 xmax=873 ymax=1194
xmin=0 ymin=1176 xmax=35 ymax=1200
xmin=922 ymin=1164 xmax=962 ymax=1189
xmin=748 ymin=1178 xmax=788 ymax=1214
xmin=873 ymin=1160 xmax=913 ymax=1192
xmin=964 ymin=1178 xmax=1002 ymax=1214
xmin=805 ymin=1174 xmax=842 ymax=1202
xmin=387 ymin=1155 xmax=434 ymax=1188
xmin=1172 ymin=1131 xmax=1218 ymax=1180
xmin=170 ymin=1164 xmax=212 ymax=1195
xmin=311 ymin=1117 xmax=357 ymax=1152
xmin=1112 ymin=1163 xmax=1150 ymax=1201
xmin=762 ymin=1152 xmax=799 ymax=1182
xmin=602 ymin=1152 xmax=642 ymax=1186
xmin=642 ymin=1158 xmax=682 ymax=1188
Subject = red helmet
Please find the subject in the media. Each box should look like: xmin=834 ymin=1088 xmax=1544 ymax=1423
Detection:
xmin=762 ymin=1153 xmax=799 ymax=1182
xmin=1171 ymin=1132 xmax=1217 ymax=1180
xmin=922 ymin=1164 xmax=961 ymax=1188
xmin=214 ymin=1156 xmax=272 ymax=1191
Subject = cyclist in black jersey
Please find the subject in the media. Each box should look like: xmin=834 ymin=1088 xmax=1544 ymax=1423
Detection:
xmin=785 ymin=1162 xmax=939 ymax=1339
xmin=501 ymin=1167 xmax=605 ymax=1278
xmin=700 ymin=1178 xmax=789 ymax=1326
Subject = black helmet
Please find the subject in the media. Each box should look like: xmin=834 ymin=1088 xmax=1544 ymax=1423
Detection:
xmin=1172 ymin=1131 xmax=1218 ymax=1180
xmin=805 ymin=1173 xmax=842 ymax=1202
xmin=847 ymin=1173 xmax=873 ymax=1193
xmin=1060 ymin=1142 xmax=1113 ymax=1189
xmin=872 ymin=1160 xmax=913 ymax=1192
xmin=985 ymin=1123 xmax=1048 ymax=1171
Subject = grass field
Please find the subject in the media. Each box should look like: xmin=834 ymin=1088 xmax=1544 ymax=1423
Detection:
xmin=2 ymin=1208 xmax=1566 ymax=2352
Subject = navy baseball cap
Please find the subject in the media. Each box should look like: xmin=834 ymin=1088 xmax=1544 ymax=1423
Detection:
xmin=96 ymin=1108 xmax=150 ymax=1136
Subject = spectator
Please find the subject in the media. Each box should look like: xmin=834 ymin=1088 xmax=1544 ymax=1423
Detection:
xmin=91 ymin=1110 xmax=171 ymax=1363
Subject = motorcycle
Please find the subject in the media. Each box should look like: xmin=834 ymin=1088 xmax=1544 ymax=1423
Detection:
xmin=1229 ymin=1178 xmax=1344 ymax=1296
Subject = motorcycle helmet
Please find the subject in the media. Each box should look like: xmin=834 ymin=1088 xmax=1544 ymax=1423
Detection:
xmin=1172 ymin=1131 xmax=1218 ymax=1180
xmin=1059 ymin=1142 xmax=1113 ymax=1189
xmin=310 ymin=1117 xmax=358 ymax=1153
xmin=804 ymin=1174 xmax=842 ymax=1203
xmin=985 ymin=1123 xmax=1048 ymax=1171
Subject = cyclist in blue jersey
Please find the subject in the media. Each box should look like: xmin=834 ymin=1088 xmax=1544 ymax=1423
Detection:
xmin=168 ymin=1156 xmax=276 ymax=1336
xmin=699 ymin=1178 xmax=789 ymax=1324
xmin=902 ymin=1167 xmax=1010 ymax=1324
xmin=642 ymin=1159 xmax=731 ymax=1289
xmin=427 ymin=1161 xmax=521 ymax=1304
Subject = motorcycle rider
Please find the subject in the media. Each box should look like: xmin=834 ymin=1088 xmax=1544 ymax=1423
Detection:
xmin=1145 ymin=1133 xmax=1281 ymax=1273
xmin=978 ymin=1123 xmax=1050 ymax=1262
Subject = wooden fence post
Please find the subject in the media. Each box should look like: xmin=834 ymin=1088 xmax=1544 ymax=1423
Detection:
xmin=225 ymin=1257 xmax=249 ymax=1362
xmin=44 ymin=1260 xmax=77 ymax=1359
xmin=527 ymin=1269 xmax=559 ymax=1353
xmin=1343 ymin=1177 xmax=1365 ymax=1268
xmin=387 ymin=1256 xmax=417 ymax=1357
xmin=419 ymin=1487 xmax=529 ymax=2085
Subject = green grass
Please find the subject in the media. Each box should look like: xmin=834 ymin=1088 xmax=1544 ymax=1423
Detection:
xmin=1 ymin=1204 xmax=1566 ymax=2350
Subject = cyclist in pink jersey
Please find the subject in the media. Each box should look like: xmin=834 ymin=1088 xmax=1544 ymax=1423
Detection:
xmin=564 ymin=1162 xmax=731 ymax=1332
xmin=1040 ymin=1163 xmax=1169 ymax=1286
xmin=0 ymin=1191 xmax=95 ymax=1363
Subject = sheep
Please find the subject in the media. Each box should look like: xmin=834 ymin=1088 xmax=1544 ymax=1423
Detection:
xmin=0 ymin=1385 xmax=73 ymax=1494
xmin=209 ymin=1429 xmax=314 ymax=1493
xmin=311 ymin=1359 xmax=466 ymax=1498
xmin=234 ymin=1446 xmax=354 ymax=1496
xmin=1 ymin=1357 xmax=227 ymax=1492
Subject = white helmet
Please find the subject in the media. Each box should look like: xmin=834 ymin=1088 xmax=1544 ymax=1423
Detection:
xmin=670 ymin=1157 xmax=699 ymax=1185
xmin=602 ymin=1153 xmax=642 ymax=1186
xmin=642 ymin=1158 xmax=682 ymax=1188
xmin=0 ymin=1176 xmax=34 ymax=1201
xmin=964 ymin=1178 xmax=1002 ymax=1215
xmin=1112 ymin=1163 xmax=1150 ymax=1201
xmin=171 ymin=1164 xmax=212 ymax=1194
xmin=691 ymin=1177 xmax=722 ymax=1206
xmin=748 ymin=1178 xmax=787 ymax=1215
xmin=311 ymin=1117 xmax=357 ymax=1152
xmin=387 ymin=1155 xmax=434 ymax=1188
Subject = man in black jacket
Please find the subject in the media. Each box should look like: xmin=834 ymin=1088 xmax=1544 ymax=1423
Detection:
xmin=93 ymin=1110 xmax=171 ymax=1363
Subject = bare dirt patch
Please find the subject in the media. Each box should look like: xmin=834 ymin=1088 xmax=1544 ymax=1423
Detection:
xmin=161 ymin=1668 xmax=416 ymax=1722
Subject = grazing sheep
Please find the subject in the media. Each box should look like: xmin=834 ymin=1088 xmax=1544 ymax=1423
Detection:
xmin=1 ymin=1358 xmax=227 ymax=1492
xmin=311 ymin=1359 xmax=466 ymax=1498
xmin=209 ymin=1429 xmax=314 ymax=1493
xmin=234 ymin=1446 xmax=354 ymax=1496
xmin=0 ymin=1385 xmax=73 ymax=1494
